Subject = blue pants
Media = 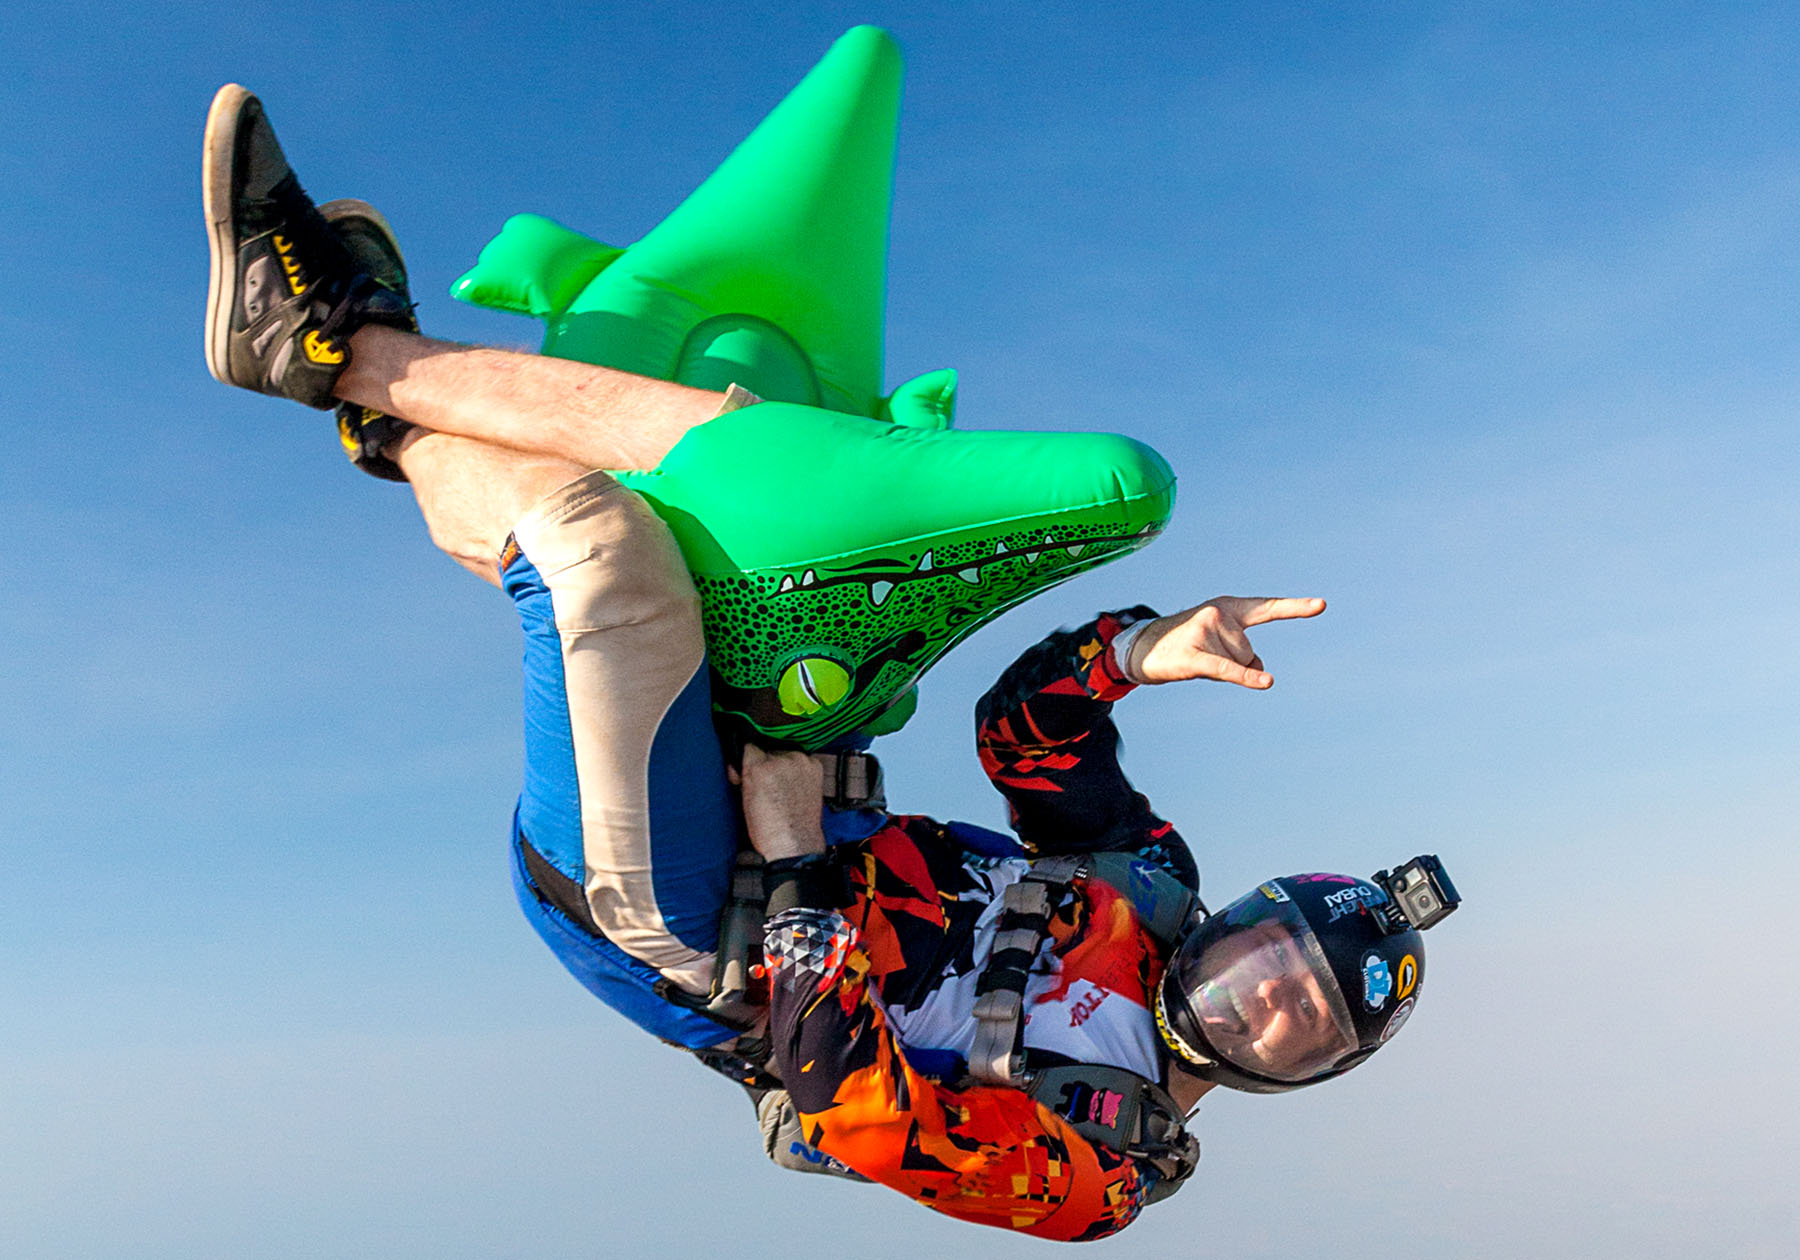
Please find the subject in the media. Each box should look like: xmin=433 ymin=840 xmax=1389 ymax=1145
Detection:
xmin=501 ymin=470 xmax=743 ymax=1047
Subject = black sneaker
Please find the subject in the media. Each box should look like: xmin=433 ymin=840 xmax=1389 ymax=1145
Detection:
xmin=320 ymin=199 xmax=417 ymax=481
xmin=202 ymin=84 xmax=411 ymax=409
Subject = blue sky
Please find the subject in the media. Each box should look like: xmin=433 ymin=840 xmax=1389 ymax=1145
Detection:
xmin=3 ymin=2 xmax=1796 ymax=1257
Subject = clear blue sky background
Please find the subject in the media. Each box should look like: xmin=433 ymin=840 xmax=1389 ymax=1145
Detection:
xmin=3 ymin=2 xmax=1796 ymax=1257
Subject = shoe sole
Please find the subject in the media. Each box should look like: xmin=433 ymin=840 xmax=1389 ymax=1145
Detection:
xmin=201 ymin=83 xmax=254 ymax=387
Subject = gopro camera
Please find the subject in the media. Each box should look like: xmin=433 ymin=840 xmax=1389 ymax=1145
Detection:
xmin=1370 ymin=854 xmax=1461 ymax=932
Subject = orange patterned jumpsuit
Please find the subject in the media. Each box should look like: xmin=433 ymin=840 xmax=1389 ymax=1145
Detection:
xmin=761 ymin=608 xmax=1198 ymax=1241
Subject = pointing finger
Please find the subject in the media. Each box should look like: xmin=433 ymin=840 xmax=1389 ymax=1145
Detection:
xmin=1234 ymin=596 xmax=1327 ymax=627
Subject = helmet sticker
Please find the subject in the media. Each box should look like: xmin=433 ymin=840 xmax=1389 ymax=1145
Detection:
xmin=1396 ymin=954 xmax=1418 ymax=999
xmin=1258 ymin=882 xmax=1291 ymax=903
xmin=1361 ymin=951 xmax=1393 ymax=1011
xmin=1324 ymin=884 xmax=1382 ymax=922
xmin=1379 ymin=996 xmax=1415 ymax=1043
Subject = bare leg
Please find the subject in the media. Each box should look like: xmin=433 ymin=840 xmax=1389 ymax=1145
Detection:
xmin=391 ymin=427 xmax=588 ymax=586
xmin=336 ymin=325 xmax=725 ymax=471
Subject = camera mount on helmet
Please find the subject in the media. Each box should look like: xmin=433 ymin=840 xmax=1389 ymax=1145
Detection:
xmin=1370 ymin=854 xmax=1460 ymax=934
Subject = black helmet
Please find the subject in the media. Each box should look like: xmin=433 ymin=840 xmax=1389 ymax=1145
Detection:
xmin=1154 ymin=856 xmax=1458 ymax=1094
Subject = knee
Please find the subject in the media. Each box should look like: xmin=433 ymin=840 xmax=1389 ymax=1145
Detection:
xmin=513 ymin=477 xmax=703 ymax=634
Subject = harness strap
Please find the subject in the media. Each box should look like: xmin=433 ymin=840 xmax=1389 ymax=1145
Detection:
xmin=704 ymin=849 xmax=772 ymax=1029
xmin=969 ymin=855 xmax=1085 ymax=1086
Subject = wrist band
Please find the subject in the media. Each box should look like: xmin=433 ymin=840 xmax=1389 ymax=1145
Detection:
xmin=1109 ymin=618 xmax=1153 ymax=685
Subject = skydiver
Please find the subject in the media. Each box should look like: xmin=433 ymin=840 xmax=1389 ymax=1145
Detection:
xmin=202 ymin=85 xmax=1459 ymax=1240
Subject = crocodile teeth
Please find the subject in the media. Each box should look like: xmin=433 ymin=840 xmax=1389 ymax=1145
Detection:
xmin=1025 ymin=548 xmax=1040 ymax=563
xmin=870 ymin=580 xmax=895 ymax=607
xmin=801 ymin=569 xmax=816 ymax=587
xmin=994 ymin=540 xmax=1006 ymax=555
xmin=778 ymin=575 xmax=795 ymax=593
xmin=1067 ymin=543 xmax=1085 ymax=558
xmin=958 ymin=567 xmax=981 ymax=584
xmin=916 ymin=550 xmax=932 ymax=572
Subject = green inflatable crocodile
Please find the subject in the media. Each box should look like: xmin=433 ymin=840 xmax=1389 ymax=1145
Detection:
xmin=453 ymin=26 xmax=1175 ymax=748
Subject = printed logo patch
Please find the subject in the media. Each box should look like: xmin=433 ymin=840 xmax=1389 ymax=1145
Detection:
xmin=1324 ymin=884 xmax=1381 ymax=922
xmin=1067 ymin=985 xmax=1112 ymax=1028
xmin=1089 ymin=1088 xmax=1124 ymax=1128
xmin=302 ymin=330 xmax=345 ymax=365
xmin=1056 ymin=1081 xmax=1126 ymax=1131
xmin=1128 ymin=858 xmax=1158 ymax=904
xmin=1396 ymin=953 xmax=1418 ymax=999
xmin=1361 ymin=951 xmax=1393 ymax=1011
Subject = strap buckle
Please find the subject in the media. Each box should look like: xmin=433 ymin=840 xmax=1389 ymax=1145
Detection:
xmin=815 ymin=750 xmax=885 ymax=811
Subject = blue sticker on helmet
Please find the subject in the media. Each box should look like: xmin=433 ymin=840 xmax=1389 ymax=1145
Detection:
xmin=1361 ymin=951 xmax=1393 ymax=1011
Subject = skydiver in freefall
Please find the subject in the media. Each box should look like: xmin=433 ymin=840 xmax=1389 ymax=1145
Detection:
xmin=202 ymin=86 xmax=1459 ymax=1240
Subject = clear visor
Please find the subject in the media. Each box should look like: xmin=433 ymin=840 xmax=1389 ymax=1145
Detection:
xmin=1175 ymin=905 xmax=1359 ymax=1083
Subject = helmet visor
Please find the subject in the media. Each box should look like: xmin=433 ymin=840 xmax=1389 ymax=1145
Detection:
xmin=1171 ymin=890 xmax=1359 ymax=1083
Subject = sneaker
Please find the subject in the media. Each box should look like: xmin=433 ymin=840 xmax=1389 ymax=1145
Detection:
xmin=202 ymin=84 xmax=411 ymax=409
xmin=320 ymin=199 xmax=416 ymax=481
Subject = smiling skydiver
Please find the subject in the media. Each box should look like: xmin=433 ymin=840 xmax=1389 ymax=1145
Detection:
xmin=202 ymin=82 xmax=1460 ymax=1241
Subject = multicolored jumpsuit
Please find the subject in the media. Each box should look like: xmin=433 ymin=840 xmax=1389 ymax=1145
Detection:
xmin=762 ymin=608 xmax=1197 ymax=1241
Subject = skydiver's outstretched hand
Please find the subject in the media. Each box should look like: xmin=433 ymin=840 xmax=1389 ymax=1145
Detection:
xmin=1126 ymin=596 xmax=1326 ymax=689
